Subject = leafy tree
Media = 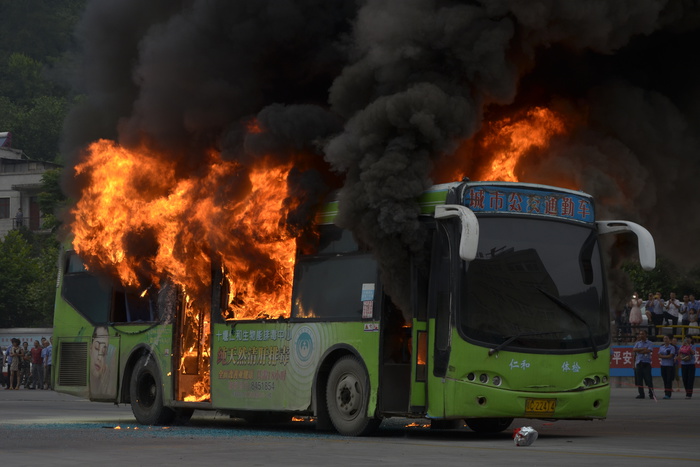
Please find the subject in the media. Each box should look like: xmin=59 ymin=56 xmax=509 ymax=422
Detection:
xmin=38 ymin=167 xmax=68 ymax=231
xmin=623 ymin=257 xmax=700 ymax=297
xmin=0 ymin=231 xmax=42 ymax=327
xmin=0 ymin=229 xmax=59 ymax=328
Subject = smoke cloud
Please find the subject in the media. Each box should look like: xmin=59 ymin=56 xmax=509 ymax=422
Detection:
xmin=62 ymin=0 xmax=700 ymax=312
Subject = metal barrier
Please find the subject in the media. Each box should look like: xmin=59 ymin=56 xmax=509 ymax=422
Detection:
xmin=615 ymin=323 xmax=700 ymax=343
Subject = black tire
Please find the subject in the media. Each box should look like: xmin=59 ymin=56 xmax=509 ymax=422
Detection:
xmin=172 ymin=408 xmax=194 ymax=425
xmin=326 ymin=355 xmax=380 ymax=436
xmin=130 ymin=355 xmax=176 ymax=425
xmin=465 ymin=417 xmax=514 ymax=434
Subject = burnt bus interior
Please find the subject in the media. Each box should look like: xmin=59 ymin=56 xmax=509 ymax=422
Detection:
xmin=59 ymin=219 xmax=426 ymax=414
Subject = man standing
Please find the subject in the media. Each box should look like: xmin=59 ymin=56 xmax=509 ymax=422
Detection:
xmin=664 ymin=292 xmax=681 ymax=335
xmin=633 ymin=330 xmax=655 ymax=399
xmin=14 ymin=207 xmax=23 ymax=228
xmin=19 ymin=341 xmax=31 ymax=388
xmin=658 ymin=335 xmax=676 ymax=399
xmin=29 ymin=340 xmax=44 ymax=390
xmin=648 ymin=293 xmax=664 ymax=337
xmin=41 ymin=338 xmax=53 ymax=390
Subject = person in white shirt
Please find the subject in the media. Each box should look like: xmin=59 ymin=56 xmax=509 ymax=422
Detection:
xmin=664 ymin=292 xmax=681 ymax=335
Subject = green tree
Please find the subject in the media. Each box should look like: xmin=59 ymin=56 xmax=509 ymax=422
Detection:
xmin=0 ymin=229 xmax=59 ymax=327
xmin=622 ymin=257 xmax=700 ymax=297
xmin=1 ymin=53 xmax=50 ymax=104
xmin=12 ymin=95 xmax=69 ymax=160
xmin=0 ymin=231 xmax=42 ymax=327
xmin=38 ymin=167 xmax=68 ymax=231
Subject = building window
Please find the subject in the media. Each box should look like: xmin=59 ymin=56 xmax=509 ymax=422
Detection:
xmin=0 ymin=198 xmax=9 ymax=218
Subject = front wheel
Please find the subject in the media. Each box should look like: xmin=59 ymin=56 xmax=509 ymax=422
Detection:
xmin=465 ymin=417 xmax=514 ymax=434
xmin=326 ymin=355 xmax=380 ymax=436
xmin=130 ymin=355 xmax=178 ymax=425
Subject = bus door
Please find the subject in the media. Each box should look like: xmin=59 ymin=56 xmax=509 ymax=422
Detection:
xmin=423 ymin=219 xmax=458 ymax=418
xmin=379 ymin=294 xmax=411 ymax=413
xmin=173 ymin=294 xmax=211 ymax=402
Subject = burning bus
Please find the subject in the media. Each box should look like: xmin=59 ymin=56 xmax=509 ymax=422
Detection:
xmin=52 ymin=177 xmax=654 ymax=436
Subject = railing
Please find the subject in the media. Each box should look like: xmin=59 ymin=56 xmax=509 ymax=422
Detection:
xmin=615 ymin=323 xmax=700 ymax=343
xmin=11 ymin=216 xmax=43 ymax=230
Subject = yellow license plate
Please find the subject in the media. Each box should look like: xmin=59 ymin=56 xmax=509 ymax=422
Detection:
xmin=524 ymin=398 xmax=557 ymax=415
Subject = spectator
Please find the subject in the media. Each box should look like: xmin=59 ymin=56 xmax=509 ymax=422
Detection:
xmin=671 ymin=337 xmax=681 ymax=391
xmin=42 ymin=338 xmax=53 ymax=390
xmin=29 ymin=340 xmax=44 ymax=390
xmin=3 ymin=345 xmax=11 ymax=388
xmin=629 ymin=293 xmax=643 ymax=336
xmin=658 ymin=335 xmax=676 ymax=399
xmin=20 ymin=341 xmax=31 ymax=388
xmin=688 ymin=306 xmax=699 ymax=337
xmin=664 ymin=292 xmax=681 ymax=335
xmin=678 ymin=337 xmax=697 ymax=399
xmin=644 ymin=293 xmax=655 ymax=336
xmin=633 ymin=330 xmax=655 ymax=399
xmin=0 ymin=346 xmax=6 ymax=387
xmin=8 ymin=338 xmax=24 ymax=390
xmin=680 ymin=295 xmax=691 ymax=327
xmin=14 ymin=207 xmax=23 ymax=227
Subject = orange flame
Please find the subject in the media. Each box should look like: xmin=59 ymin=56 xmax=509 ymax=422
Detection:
xmin=477 ymin=107 xmax=566 ymax=182
xmin=71 ymin=139 xmax=298 ymax=320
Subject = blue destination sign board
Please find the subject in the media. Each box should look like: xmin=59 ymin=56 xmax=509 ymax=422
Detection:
xmin=463 ymin=186 xmax=595 ymax=223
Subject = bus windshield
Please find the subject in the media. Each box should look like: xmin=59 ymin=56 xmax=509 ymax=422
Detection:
xmin=458 ymin=216 xmax=608 ymax=353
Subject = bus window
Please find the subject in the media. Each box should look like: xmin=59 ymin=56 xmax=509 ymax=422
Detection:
xmin=111 ymin=289 xmax=158 ymax=323
xmin=61 ymin=252 xmax=111 ymax=324
xmin=292 ymin=254 xmax=378 ymax=320
xmin=315 ymin=225 xmax=360 ymax=255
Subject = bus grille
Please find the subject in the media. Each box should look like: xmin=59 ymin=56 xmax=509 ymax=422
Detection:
xmin=58 ymin=342 xmax=88 ymax=386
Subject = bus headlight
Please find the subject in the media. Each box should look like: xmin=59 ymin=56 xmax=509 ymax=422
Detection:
xmin=492 ymin=376 xmax=502 ymax=386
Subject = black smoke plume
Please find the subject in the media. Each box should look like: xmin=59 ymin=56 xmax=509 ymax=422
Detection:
xmin=62 ymin=0 xmax=700 ymax=313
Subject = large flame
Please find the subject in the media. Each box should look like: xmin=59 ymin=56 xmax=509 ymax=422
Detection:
xmin=437 ymin=106 xmax=569 ymax=184
xmin=477 ymin=107 xmax=567 ymax=182
xmin=71 ymin=139 xmax=297 ymax=320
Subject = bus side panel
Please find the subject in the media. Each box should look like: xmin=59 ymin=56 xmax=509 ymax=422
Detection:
xmin=424 ymin=318 xmax=446 ymax=418
xmin=210 ymin=321 xmax=380 ymax=412
xmin=52 ymin=262 xmax=91 ymax=399
xmin=117 ymin=326 xmax=175 ymax=404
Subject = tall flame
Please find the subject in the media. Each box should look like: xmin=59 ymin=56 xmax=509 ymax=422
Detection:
xmin=71 ymin=139 xmax=297 ymax=320
xmin=477 ymin=107 xmax=566 ymax=182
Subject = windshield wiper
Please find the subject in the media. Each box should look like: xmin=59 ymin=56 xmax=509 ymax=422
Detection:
xmin=488 ymin=331 xmax=565 ymax=356
xmin=536 ymin=287 xmax=599 ymax=359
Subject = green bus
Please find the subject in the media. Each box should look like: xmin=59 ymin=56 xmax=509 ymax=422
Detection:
xmin=52 ymin=180 xmax=655 ymax=436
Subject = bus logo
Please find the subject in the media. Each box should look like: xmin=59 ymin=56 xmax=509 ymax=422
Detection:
xmin=293 ymin=325 xmax=317 ymax=369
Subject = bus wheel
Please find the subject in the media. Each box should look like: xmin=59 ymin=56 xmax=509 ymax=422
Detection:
xmin=130 ymin=355 xmax=175 ymax=425
xmin=465 ymin=417 xmax=514 ymax=434
xmin=326 ymin=355 xmax=380 ymax=436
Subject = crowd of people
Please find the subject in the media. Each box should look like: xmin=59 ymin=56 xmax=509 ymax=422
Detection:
xmin=633 ymin=330 xmax=697 ymax=400
xmin=0 ymin=337 xmax=52 ymax=390
xmin=618 ymin=291 xmax=700 ymax=340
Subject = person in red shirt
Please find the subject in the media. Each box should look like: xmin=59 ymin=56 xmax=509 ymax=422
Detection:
xmin=29 ymin=340 xmax=44 ymax=390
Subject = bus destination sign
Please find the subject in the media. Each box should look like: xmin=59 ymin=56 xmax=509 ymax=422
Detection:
xmin=463 ymin=186 xmax=595 ymax=223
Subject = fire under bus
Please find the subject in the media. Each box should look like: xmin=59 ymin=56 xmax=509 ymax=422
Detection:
xmin=52 ymin=180 xmax=655 ymax=436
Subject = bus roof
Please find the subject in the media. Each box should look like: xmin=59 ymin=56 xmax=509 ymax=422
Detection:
xmin=317 ymin=181 xmax=594 ymax=225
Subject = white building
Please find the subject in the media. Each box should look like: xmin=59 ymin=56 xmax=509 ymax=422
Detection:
xmin=0 ymin=138 xmax=61 ymax=238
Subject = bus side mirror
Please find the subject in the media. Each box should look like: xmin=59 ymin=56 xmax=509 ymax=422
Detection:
xmin=434 ymin=205 xmax=479 ymax=262
xmin=596 ymin=220 xmax=656 ymax=271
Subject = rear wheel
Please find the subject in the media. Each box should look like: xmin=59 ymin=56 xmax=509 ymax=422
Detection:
xmin=130 ymin=355 xmax=186 ymax=425
xmin=326 ymin=355 xmax=380 ymax=436
xmin=465 ymin=417 xmax=514 ymax=434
